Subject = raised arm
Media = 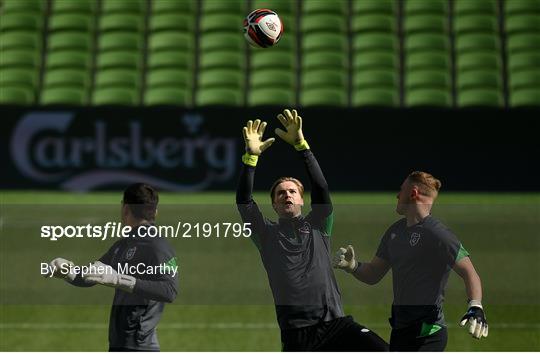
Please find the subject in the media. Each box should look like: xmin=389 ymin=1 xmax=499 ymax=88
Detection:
xmin=333 ymin=245 xmax=390 ymax=285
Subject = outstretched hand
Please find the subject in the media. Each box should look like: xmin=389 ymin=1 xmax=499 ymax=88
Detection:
xmin=242 ymin=119 xmax=275 ymax=156
xmin=275 ymin=109 xmax=305 ymax=146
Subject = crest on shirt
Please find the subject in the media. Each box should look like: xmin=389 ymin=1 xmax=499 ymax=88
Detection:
xmin=299 ymin=221 xmax=311 ymax=234
xmin=125 ymin=246 xmax=137 ymax=260
xmin=410 ymin=232 xmax=421 ymax=246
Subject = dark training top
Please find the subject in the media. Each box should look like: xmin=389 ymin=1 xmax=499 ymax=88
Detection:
xmin=236 ymin=149 xmax=344 ymax=330
xmin=72 ymin=224 xmax=178 ymax=351
xmin=376 ymin=216 xmax=469 ymax=329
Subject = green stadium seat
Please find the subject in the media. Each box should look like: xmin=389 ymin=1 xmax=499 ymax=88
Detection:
xmin=406 ymin=89 xmax=451 ymax=107
xmin=198 ymin=70 xmax=244 ymax=89
xmin=353 ymin=70 xmax=397 ymax=89
xmin=199 ymin=33 xmax=243 ymax=52
xmin=455 ymin=34 xmax=500 ymax=53
xmin=251 ymin=51 xmax=296 ymax=70
xmin=509 ymin=70 xmax=540 ymax=90
xmin=302 ymin=0 xmax=347 ymax=15
xmin=251 ymin=70 xmax=295 ymax=88
xmin=195 ymin=88 xmax=243 ymax=106
xmin=144 ymin=88 xmax=191 ymax=106
xmin=454 ymin=16 xmax=498 ymax=35
xmin=248 ymin=88 xmax=295 ymax=106
xmin=300 ymin=88 xmax=347 ymax=107
xmin=272 ymin=34 xmax=296 ymax=50
xmin=152 ymin=0 xmax=196 ymax=14
xmin=352 ymin=88 xmax=398 ymax=107
xmin=353 ymin=33 xmax=397 ymax=52
xmin=302 ymin=69 xmax=347 ymax=88
xmin=352 ymin=15 xmax=396 ymax=33
xmin=40 ymin=87 xmax=87 ymax=105
xmin=505 ymin=0 xmax=540 ymax=15
xmin=505 ymin=15 xmax=540 ymax=35
xmin=404 ymin=0 xmax=448 ymax=15
xmin=99 ymin=14 xmax=144 ymax=32
xmin=201 ymin=0 xmax=245 ymax=14
xmin=353 ymin=0 xmax=396 ymax=15
xmin=456 ymin=52 xmax=501 ymax=72
xmin=0 ymin=68 xmax=37 ymax=88
xmin=252 ymin=0 xmax=297 ymax=15
xmin=507 ymin=34 xmax=540 ymax=54
xmin=92 ymin=88 xmax=139 ymax=105
xmin=44 ymin=69 xmax=90 ymax=88
xmin=49 ymin=14 xmax=93 ymax=32
xmin=457 ymin=71 xmax=501 ymax=90
xmin=454 ymin=0 xmax=497 ymax=16
xmin=52 ymin=0 xmax=96 ymax=14
xmin=47 ymin=50 xmax=92 ymax=70
xmin=405 ymin=34 xmax=449 ymax=52
xmin=0 ymin=50 xmax=40 ymax=68
xmin=509 ymin=88 xmax=540 ymax=106
xmin=0 ymin=13 xmax=43 ymax=32
xmin=406 ymin=51 xmax=449 ymax=70
xmin=95 ymin=70 xmax=141 ymax=89
xmin=0 ymin=31 xmax=41 ymax=51
xmin=303 ymin=52 xmax=347 ymax=70
xmin=99 ymin=33 xmax=143 ymax=52
xmin=101 ymin=0 xmax=145 ymax=14
xmin=149 ymin=32 xmax=194 ymax=52
xmin=146 ymin=69 xmax=192 ymax=88
xmin=353 ymin=52 xmax=397 ymax=70
xmin=96 ymin=51 xmax=142 ymax=70
xmin=2 ymin=0 xmax=44 ymax=13
xmin=200 ymin=14 xmax=244 ymax=33
xmin=406 ymin=70 xmax=451 ymax=89
xmin=508 ymin=52 xmax=540 ymax=72
xmin=48 ymin=32 xmax=92 ymax=51
xmin=149 ymin=14 xmax=194 ymax=33
xmin=148 ymin=51 xmax=194 ymax=70
xmin=457 ymin=89 xmax=503 ymax=107
xmin=301 ymin=15 xmax=346 ymax=33
xmin=404 ymin=15 xmax=447 ymax=34
xmin=199 ymin=51 xmax=245 ymax=70
xmin=0 ymin=86 xmax=34 ymax=104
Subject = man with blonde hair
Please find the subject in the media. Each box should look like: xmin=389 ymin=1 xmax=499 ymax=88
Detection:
xmin=334 ymin=172 xmax=488 ymax=351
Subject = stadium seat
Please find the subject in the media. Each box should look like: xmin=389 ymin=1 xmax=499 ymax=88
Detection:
xmin=44 ymin=69 xmax=90 ymax=88
xmin=353 ymin=33 xmax=397 ymax=52
xmin=455 ymin=34 xmax=500 ymax=53
xmin=101 ymin=0 xmax=145 ymax=14
xmin=406 ymin=70 xmax=451 ymax=90
xmin=505 ymin=0 xmax=540 ymax=15
xmin=404 ymin=0 xmax=448 ymax=16
xmin=454 ymin=16 xmax=498 ymax=35
xmin=96 ymin=51 xmax=142 ymax=70
xmin=0 ymin=13 xmax=43 ymax=32
xmin=149 ymin=32 xmax=194 ymax=52
xmin=352 ymin=15 xmax=396 ymax=33
xmin=199 ymin=51 xmax=245 ymax=70
xmin=303 ymin=0 xmax=347 ymax=15
xmin=40 ymin=87 xmax=87 ymax=105
xmin=0 ymin=69 xmax=37 ymax=88
xmin=92 ymin=88 xmax=139 ymax=105
xmin=300 ymin=89 xmax=347 ymax=107
xmin=95 ymin=70 xmax=141 ymax=89
xmin=251 ymin=51 xmax=296 ymax=70
xmin=405 ymin=89 xmax=451 ymax=107
xmin=405 ymin=34 xmax=449 ymax=52
xmin=303 ymin=52 xmax=347 ymax=70
xmin=353 ymin=52 xmax=397 ymax=70
xmin=406 ymin=52 xmax=450 ymax=70
xmin=509 ymin=89 xmax=540 ymax=106
xmin=52 ymin=0 xmax=96 ymax=14
xmin=49 ymin=14 xmax=94 ymax=32
xmin=198 ymin=70 xmax=244 ymax=89
xmin=403 ymin=15 xmax=447 ymax=34
xmin=199 ymin=33 xmax=244 ymax=52
xmin=248 ymin=88 xmax=295 ymax=106
xmin=456 ymin=52 xmax=501 ymax=72
xmin=99 ymin=33 xmax=143 ymax=52
xmin=48 ymin=32 xmax=92 ymax=51
xmin=508 ymin=52 xmax=540 ymax=72
xmin=147 ymin=51 xmax=194 ymax=70
xmin=146 ymin=69 xmax=192 ymax=88
xmin=0 ymin=50 xmax=41 ymax=69
xmin=457 ymin=71 xmax=501 ymax=90
xmin=149 ymin=14 xmax=194 ymax=33
xmin=353 ymin=70 xmax=397 ymax=89
xmin=505 ymin=15 xmax=540 ymax=35
xmin=454 ymin=0 xmax=497 ymax=16
xmin=200 ymin=14 xmax=244 ymax=33
xmin=0 ymin=86 xmax=34 ymax=104
xmin=2 ymin=0 xmax=44 ymax=13
xmin=0 ymin=31 xmax=42 ymax=51
xmin=271 ymin=34 xmax=296 ymax=51
xmin=301 ymin=15 xmax=346 ymax=33
xmin=201 ymin=0 xmax=245 ymax=14
xmin=303 ymin=33 xmax=347 ymax=52
xmin=252 ymin=0 xmax=296 ymax=15
xmin=152 ymin=0 xmax=196 ymax=14
xmin=144 ymin=88 xmax=191 ymax=106
xmin=457 ymin=89 xmax=503 ymax=107
xmin=302 ymin=70 xmax=347 ymax=89
xmin=47 ymin=50 xmax=91 ymax=70
xmin=507 ymin=34 xmax=540 ymax=54
xmin=195 ymin=88 xmax=243 ymax=106
xmin=353 ymin=0 xmax=396 ymax=15
xmin=99 ymin=14 xmax=144 ymax=32
xmin=352 ymin=88 xmax=398 ymax=107
xmin=251 ymin=70 xmax=295 ymax=88
xmin=509 ymin=70 xmax=540 ymax=90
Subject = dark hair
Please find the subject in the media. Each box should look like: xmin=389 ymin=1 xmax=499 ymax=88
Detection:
xmin=123 ymin=183 xmax=159 ymax=221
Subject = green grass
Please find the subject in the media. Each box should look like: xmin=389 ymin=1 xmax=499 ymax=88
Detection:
xmin=1 ymin=191 xmax=539 ymax=351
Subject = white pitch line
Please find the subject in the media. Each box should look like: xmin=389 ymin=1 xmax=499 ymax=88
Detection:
xmin=0 ymin=323 xmax=539 ymax=330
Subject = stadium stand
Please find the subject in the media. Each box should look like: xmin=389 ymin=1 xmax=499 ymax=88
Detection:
xmin=0 ymin=0 xmax=538 ymax=107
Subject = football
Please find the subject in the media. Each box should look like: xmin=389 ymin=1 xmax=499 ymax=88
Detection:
xmin=243 ymin=8 xmax=283 ymax=48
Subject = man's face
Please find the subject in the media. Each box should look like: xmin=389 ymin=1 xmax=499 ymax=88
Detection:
xmin=396 ymin=178 xmax=413 ymax=215
xmin=273 ymin=181 xmax=304 ymax=218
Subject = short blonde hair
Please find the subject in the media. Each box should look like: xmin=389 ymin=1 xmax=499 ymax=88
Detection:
xmin=270 ymin=177 xmax=304 ymax=202
xmin=407 ymin=171 xmax=441 ymax=198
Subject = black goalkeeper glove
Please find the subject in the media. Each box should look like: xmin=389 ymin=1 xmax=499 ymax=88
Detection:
xmin=459 ymin=300 xmax=488 ymax=339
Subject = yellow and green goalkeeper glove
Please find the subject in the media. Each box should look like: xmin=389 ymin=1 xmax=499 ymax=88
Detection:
xmin=242 ymin=119 xmax=275 ymax=166
xmin=275 ymin=109 xmax=310 ymax=151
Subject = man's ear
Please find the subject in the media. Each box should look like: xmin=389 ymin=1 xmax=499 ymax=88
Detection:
xmin=410 ymin=186 xmax=420 ymax=200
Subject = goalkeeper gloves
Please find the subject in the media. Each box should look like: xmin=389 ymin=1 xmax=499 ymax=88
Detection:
xmin=459 ymin=300 xmax=488 ymax=339
xmin=332 ymin=245 xmax=358 ymax=273
xmin=275 ymin=109 xmax=309 ymax=151
xmin=82 ymin=261 xmax=136 ymax=293
xmin=242 ymin=119 xmax=275 ymax=166
xmin=46 ymin=257 xmax=77 ymax=282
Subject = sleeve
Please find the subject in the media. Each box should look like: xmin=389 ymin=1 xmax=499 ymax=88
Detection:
xmin=236 ymin=163 xmax=265 ymax=250
xmin=69 ymin=243 xmax=119 ymax=287
xmin=433 ymin=227 xmax=467 ymax=266
xmin=375 ymin=229 xmax=391 ymax=261
xmin=301 ymin=149 xmax=333 ymax=235
xmin=132 ymin=242 xmax=179 ymax=303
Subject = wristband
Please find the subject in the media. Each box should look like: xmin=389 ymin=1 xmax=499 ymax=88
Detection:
xmin=294 ymin=139 xmax=310 ymax=151
xmin=350 ymin=261 xmax=361 ymax=274
xmin=242 ymin=153 xmax=258 ymax=167
xmin=468 ymin=300 xmax=483 ymax=309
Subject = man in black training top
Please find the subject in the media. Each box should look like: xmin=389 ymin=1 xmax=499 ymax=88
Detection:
xmin=334 ymin=172 xmax=488 ymax=351
xmin=46 ymin=183 xmax=178 ymax=351
xmin=236 ymin=109 xmax=388 ymax=351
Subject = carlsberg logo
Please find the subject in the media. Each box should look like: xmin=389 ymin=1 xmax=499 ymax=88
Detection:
xmin=10 ymin=112 xmax=236 ymax=191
